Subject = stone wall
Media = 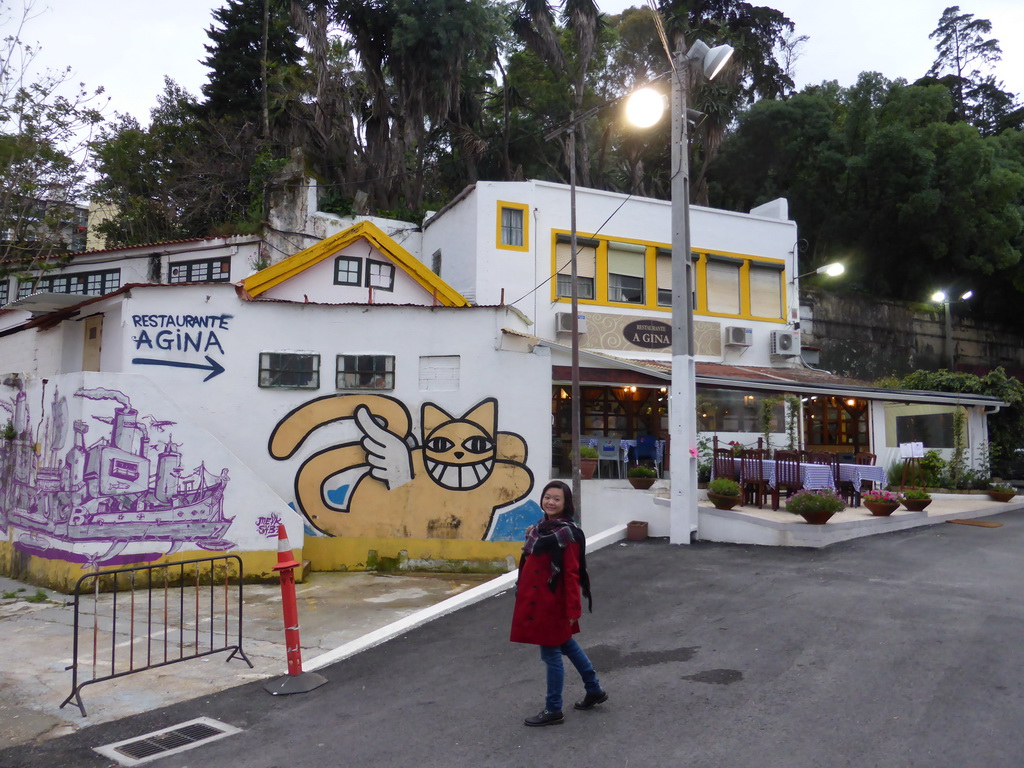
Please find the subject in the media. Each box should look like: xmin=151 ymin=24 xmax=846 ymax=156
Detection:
xmin=799 ymin=287 xmax=1024 ymax=381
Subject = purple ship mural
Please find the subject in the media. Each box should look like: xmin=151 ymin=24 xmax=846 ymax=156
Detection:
xmin=0 ymin=383 xmax=234 ymax=567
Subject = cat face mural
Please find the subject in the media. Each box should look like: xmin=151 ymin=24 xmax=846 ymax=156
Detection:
xmin=269 ymin=395 xmax=533 ymax=540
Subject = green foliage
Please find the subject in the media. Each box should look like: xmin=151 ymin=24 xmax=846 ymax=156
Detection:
xmin=628 ymin=465 xmax=657 ymax=478
xmin=785 ymin=488 xmax=845 ymax=515
xmin=920 ymin=450 xmax=946 ymax=485
xmin=1 ymin=419 xmax=14 ymax=440
xmin=707 ymin=477 xmax=740 ymax=497
xmin=710 ymin=69 xmax=1024 ymax=329
xmin=902 ymin=488 xmax=931 ymax=500
xmin=696 ymin=433 xmax=712 ymax=482
xmin=898 ymin=368 xmax=1024 ymax=478
xmin=90 ymin=80 xmax=277 ymax=246
xmin=200 ymin=0 xmax=303 ymax=128
xmin=0 ymin=3 xmax=106 ymax=274
xmin=579 ymin=445 xmax=598 ymax=459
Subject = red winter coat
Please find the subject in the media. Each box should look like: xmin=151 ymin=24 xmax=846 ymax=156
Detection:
xmin=509 ymin=541 xmax=582 ymax=646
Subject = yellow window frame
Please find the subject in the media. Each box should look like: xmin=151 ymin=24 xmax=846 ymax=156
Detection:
xmin=496 ymin=201 xmax=530 ymax=251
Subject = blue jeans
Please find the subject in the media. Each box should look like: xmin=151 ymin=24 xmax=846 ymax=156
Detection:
xmin=540 ymin=639 xmax=602 ymax=713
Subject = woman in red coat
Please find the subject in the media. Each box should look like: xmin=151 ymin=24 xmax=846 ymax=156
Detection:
xmin=510 ymin=480 xmax=607 ymax=726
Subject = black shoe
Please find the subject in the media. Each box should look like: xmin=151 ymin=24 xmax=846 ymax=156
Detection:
xmin=524 ymin=709 xmax=564 ymax=727
xmin=573 ymin=691 xmax=608 ymax=710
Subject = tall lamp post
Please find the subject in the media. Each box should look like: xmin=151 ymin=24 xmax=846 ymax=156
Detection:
xmin=627 ymin=39 xmax=733 ymax=543
xmin=931 ymin=289 xmax=973 ymax=369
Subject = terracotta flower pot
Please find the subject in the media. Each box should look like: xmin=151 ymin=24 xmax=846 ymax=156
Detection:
xmin=797 ymin=510 xmax=836 ymax=525
xmin=626 ymin=520 xmax=648 ymax=541
xmin=901 ymin=498 xmax=932 ymax=511
xmin=580 ymin=457 xmax=597 ymax=479
xmin=864 ymin=500 xmax=900 ymax=516
xmin=628 ymin=477 xmax=656 ymax=490
xmin=987 ymin=489 xmax=1016 ymax=502
xmin=707 ymin=492 xmax=740 ymax=510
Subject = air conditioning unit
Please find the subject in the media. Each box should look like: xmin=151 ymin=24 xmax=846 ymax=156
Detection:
xmin=724 ymin=326 xmax=753 ymax=347
xmin=770 ymin=329 xmax=800 ymax=357
xmin=556 ymin=312 xmax=587 ymax=335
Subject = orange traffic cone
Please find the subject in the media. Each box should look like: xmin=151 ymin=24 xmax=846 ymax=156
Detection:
xmin=272 ymin=523 xmax=301 ymax=571
xmin=264 ymin=523 xmax=327 ymax=696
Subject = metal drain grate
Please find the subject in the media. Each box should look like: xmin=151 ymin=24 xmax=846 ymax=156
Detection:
xmin=94 ymin=717 xmax=242 ymax=766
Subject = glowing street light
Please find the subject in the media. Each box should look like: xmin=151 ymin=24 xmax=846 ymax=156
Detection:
xmin=625 ymin=37 xmax=734 ymax=544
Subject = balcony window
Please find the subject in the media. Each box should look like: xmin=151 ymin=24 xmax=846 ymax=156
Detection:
xmin=555 ymin=235 xmax=597 ymax=300
xmin=705 ymin=256 xmax=741 ymax=315
xmin=749 ymin=261 xmax=784 ymax=319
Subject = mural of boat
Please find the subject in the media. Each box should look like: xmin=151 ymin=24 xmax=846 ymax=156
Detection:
xmin=0 ymin=387 xmax=235 ymax=564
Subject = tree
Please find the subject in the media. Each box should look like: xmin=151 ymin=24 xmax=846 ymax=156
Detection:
xmin=90 ymin=79 xmax=274 ymax=246
xmin=289 ymin=0 xmax=503 ymax=213
xmin=201 ymin=0 xmax=304 ymax=141
xmin=927 ymin=5 xmax=1003 ymax=122
xmin=709 ymin=74 xmax=1024 ymax=327
xmin=0 ymin=0 xmax=106 ymax=277
xmin=656 ymin=0 xmax=795 ymax=204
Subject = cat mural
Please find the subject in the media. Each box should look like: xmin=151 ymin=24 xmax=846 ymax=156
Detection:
xmin=269 ymin=395 xmax=534 ymax=540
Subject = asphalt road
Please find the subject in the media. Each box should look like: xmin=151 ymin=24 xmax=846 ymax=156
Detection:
xmin=4 ymin=513 xmax=1024 ymax=768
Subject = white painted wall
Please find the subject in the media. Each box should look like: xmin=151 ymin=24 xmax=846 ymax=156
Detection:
xmin=420 ymin=180 xmax=798 ymax=367
xmin=258 ymin=239 xmax=442 ymax=306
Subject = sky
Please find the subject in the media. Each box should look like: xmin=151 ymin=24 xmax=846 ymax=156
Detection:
xmin=9 ymin=0 xmax=1024 ymax=126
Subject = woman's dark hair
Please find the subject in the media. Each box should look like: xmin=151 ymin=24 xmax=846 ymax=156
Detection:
xmin=541 ymin=480 xmax=576 ymax=520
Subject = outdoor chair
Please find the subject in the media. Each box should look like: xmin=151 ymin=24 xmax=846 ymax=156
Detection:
xmin=713 ymin=448 xmax=738 ymax=481
xmin=739 ymin=449 xmax=770 ymax=509
xmin=634 ymin=435 xmax=662 ymax=477
xmin=854 ymin=452 xmax=878 ymax=493
xmin=596 ymin=440 xmax=622 ymax=478
xmin=771 ymin=450 xmax=804 ymax=510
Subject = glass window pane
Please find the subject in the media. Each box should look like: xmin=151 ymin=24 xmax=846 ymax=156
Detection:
xmin=501 ymin=207 xmax=524 ymax=246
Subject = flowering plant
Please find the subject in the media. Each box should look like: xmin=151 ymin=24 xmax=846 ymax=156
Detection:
xmin=862 ymin=489 xmax=900 ymax=503
xmin=728 ymin=440 xmax=743 ymax=457
xmin=901 ymin=488 xmax=931 ymax=500
xmin=989 ymin=483 xmax=1015 ymax=493
xmin=785 ymin=488 xmax=845 ymax=515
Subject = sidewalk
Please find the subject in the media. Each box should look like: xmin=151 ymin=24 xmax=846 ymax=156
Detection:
xmin=0 ymin=570 xmax=496 ymax=748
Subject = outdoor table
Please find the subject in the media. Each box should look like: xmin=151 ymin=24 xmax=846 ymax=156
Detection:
xmin=716 ymin=457 xmax=834 ymax=490
xmin=837 ymin=463 xmax=886 ymax=491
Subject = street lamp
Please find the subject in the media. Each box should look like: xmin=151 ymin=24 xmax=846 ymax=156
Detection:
xmin=794 ymin=262 xmax=845 ymax=281
xmin=931 ymin=289 xmax=973 ymax=369
xmin=626 ymin=38 xmax=734 ymax=544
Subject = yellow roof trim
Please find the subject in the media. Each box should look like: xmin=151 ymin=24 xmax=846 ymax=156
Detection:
xmin=242 ymin=221 xmax=469 ymax=307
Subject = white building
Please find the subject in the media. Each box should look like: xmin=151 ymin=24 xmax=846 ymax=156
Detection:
xmin=0 ymin=180 xmax=1005 ymax=586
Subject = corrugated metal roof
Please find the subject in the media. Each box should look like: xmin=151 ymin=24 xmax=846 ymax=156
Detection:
xmin=509 ymin=332 xmax=1007 ymax=408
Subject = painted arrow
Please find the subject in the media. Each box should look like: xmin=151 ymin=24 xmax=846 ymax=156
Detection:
xmin=132 ymin=355 xmax=226 ymax=382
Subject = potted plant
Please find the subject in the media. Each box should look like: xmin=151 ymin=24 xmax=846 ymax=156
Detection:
xmin=862 ymin=489 xmax=901 ymax=516
xmin=786 ymin=488 xmax=845 ymax=524
xmin=706 ymin=477 xmax=742 ymax=510
xmin=579 ymin=445 xmax=598 ymax=479
xmin=900 ymin=488 xmax=932 ymax=511
xmin=627 ymin=465 xmax=657 ymax=490
xmin=986 ymin=483 xmax=1016 ymax=502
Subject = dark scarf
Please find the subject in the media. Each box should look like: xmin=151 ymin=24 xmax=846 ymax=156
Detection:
xmin=520 ymin=516 xmax=593 ymax=613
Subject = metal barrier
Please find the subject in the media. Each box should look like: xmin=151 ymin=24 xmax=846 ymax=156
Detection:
xmin=61 ymin=555 xmax=253 ymax=717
